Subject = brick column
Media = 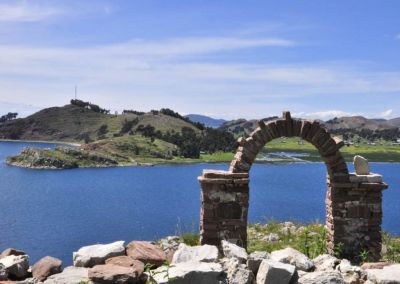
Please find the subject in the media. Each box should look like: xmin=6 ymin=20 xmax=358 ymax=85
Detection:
xmin=198 ymin=170 xmax=249 ymax=249
xmin=327 ymin=173 xmax=388 ymax=262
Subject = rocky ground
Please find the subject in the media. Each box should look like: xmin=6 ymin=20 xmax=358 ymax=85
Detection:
xmin=1 ymin=232 xmax=399 ymax=284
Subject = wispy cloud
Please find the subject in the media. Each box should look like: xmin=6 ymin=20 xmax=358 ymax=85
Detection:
xmin=395 ymin=33 xmax=400 ymax=40
xmin=380 ymin=109 xmax=393 ymax=119
xmin=293 ymin=110 xmax=361 ymax=120
xmin=0 ymin=36 xmax=399 ymax=119
xmin=0 ymin=2 xmax=62 ymax=22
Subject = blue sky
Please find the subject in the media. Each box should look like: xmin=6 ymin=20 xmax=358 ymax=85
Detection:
xmin=0 ymin=0 xmax=399 ymax=119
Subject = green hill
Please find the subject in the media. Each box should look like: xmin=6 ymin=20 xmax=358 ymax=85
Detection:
xmin=0 ymin=104 xmax=199 ymax=143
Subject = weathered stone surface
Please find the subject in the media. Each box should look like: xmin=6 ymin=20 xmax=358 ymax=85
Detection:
xmin=152 ymin=261 xmax=224 ymax=284
xmin=44 ymin=266 xmax=88 ymax=284
xmin=158 ymin=236 xmax=181 ymax=261
xmin=0 ymin=264 xmax=7 ymax=281
xmin=353 ymin=155 xmax=370 ymax=175
xmin=360 ymin=262 xmax=390 ymax=270
xmin=336 ymin=259 xmax=362 ymax=284
xmin=172 ymin=243 xmax=218 ymax=264
xmin=270 ymin=247 xmax=314 ymax=271
xmin=73 ymin=241 xmax=125 ymax=268
xmin=349 ymin=173 xmax=383 ymax=183
xmin=221 ymin=240 xmax=248 ymax=263
xmin=0 ymin=249 xmax=26 ymax=260
xmin=256 ymin=259 xmax=296 ymax=284
xmin=266 ymin=233 xmax=280 ymax=242
xmin=0 ymin=255 xmax=29 ymax=279
xmin=222 ymin=257 xmax=254 ymax=284
xmin=366 ymin=264 xmax=400 ymax=284
xmin=88 ymin=263 xmax=142 ymax=284
xmin=247 ymin=251 xmax=269 ymax=275
xmin=105 ymin=256 xmax=144 ymax=273
xmin=298 ymin=271 xmax=345 ymax=284
xmin=313 ymin=254 xmax=340 ymax=271
xmin=32 ymin=256 xmax=62 ymax=281
xmin=126 ymin=241 xmax=166 ymax=268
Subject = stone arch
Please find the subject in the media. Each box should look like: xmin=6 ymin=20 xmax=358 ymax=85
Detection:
xmin=229 ymin=111 xmax=348 ymax=179
xmin=198 ymin=111 xmax=388 ymax=262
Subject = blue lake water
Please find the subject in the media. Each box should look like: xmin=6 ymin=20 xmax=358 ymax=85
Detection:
xmin=0 ymin=141 xmax=399 ymax=265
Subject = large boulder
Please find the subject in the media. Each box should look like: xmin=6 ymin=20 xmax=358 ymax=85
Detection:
xmin=44 ymin=266 xmax=88 ymax=284
xmin=88 ymin=263 xmax=142 ymax=284
xmin=172 ymin=244 xmax=218 ymax=264
xmin=298 ymin=271 xmax=345 ymax=284
xmin=73 ymin=241 xmax=125 ymax=267
xmin=126 ymin=241 xmax=166 ymax=268
xmin=247 ymin=251 xmax=270 ymax=275
xmin=32 ymin=256 xmax=62 ymax=281
xmin=361 ymin=262 xmax=391 ymax=270
xmin=105 ymin=256 xmax=144 ymax=272
xmin=151 ymin=261 xmax=225 ymax=284
xmin=270 ymin=247 xmax=314 ymax=271
xmin=313 ymin=254 xmax=340 ymax=272
xmin=0 ymin=255 xmax=29 ymax=279
xmin=222 ymin=257 xmax=254 ymax=284
xmin=256 ymin=259 xmax=296 ymax=284
xmin=221 ymin=240 xmax=248 ymax=263
xmin=0 ymin=249 xmax=26 ymax=259
xmin=366 ymin=264 xmax=400 ymax=284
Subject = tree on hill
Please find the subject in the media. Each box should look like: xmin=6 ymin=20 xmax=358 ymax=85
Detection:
xmin=70 ymin=99 xmax=110 ymax=114
xmin=0 ymin=112 xmax=18 ymax=123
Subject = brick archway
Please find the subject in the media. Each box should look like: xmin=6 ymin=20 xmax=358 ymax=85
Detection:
xmin=198 ymin=111 xmax=388 ymax=261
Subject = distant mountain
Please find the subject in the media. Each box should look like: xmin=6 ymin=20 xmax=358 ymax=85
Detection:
xmin=219 ymin=115 xmax=400 ymax=141
xmin=185 ymin=114 xmax=226 ymax=128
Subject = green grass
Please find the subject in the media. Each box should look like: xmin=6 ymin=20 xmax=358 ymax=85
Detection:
xmin=263 ymin=137 xmax=400 ymax=162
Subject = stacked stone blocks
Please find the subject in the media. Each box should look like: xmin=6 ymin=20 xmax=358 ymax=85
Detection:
xmin=199 ymin=111 xmax=388 ymax=262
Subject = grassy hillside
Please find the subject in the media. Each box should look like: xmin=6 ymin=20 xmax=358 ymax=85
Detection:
xmin=0 ymin=104 xmax=199 ymax=143
xmin=7 ymin=135 xmax=180 ymax=169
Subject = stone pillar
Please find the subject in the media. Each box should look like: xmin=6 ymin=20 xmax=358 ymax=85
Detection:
xmin=326 ymin=172 xmax=388 ymax=262
xmin=198 ymin=170 xmax=249 ymax=249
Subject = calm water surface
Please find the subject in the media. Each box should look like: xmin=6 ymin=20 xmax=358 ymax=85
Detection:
xmin=0 ymin=141 xmax=399 ymax=264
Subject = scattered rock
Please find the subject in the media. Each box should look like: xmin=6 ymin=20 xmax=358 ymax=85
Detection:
xmin=0 ymin=264 xmax=7 ymax=281
xmin=313 ymin=254 xmax=340 ymax=271
xmin=126 ymin=241 xmax=166 ymax=268
xmin=151 ymin=261 xmax=225 ymax=284
xmin=0 ymin=255 xmax=29 ymax=279
xmin=158 ymin=236 xmax=181 ymax=261
xmin=73 ymin=241 xmax=125 ymax=268
xmin=298 ymin=271 xmax=345 ymax=284
xmin=222 ymin=257 xmax=254 ymax=284
xmin=0 ymin=249 xmax=26 ymax=260
xmin=366 ymin=264 xmax=400 ymax=284
xmin=361 ymin=262 xmax=391 ymax=270
xmin=89 ymin=263 xmax=142 ymax=284
xmin=270 ymin=247 xmax=315 ymax=271
xmin=353 ymin=155 xmax=370 ymax=175
xmin=256 ymin=259 xmax=296 ymax=284
xmin=172 ymin=243 xmax=218 ymax=264
xmin=221 ymin=240 xmax=248 ymax=263
xmin=32 ymin=256 xmax=62 ymax=281
xmin=265 ymin=233 xmax=280 ymax=242
xmin=336 ymin=259 xmax=362 ymax=284
xmin=44 ymin=266 xmax=88 ymax=284
xmin=247 ymin=251 xmax=269 ymax=275
xmin=105 ymin=256 xmax=144 ymax=273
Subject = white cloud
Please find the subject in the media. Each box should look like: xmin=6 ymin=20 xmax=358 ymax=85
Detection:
xmin=0 ymin=2 xmax=62 ymax=22
xmin=293 ymin=110 xmax=361 ymax=120
xmin=380 ymin=109 xmax=393 ymax=119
